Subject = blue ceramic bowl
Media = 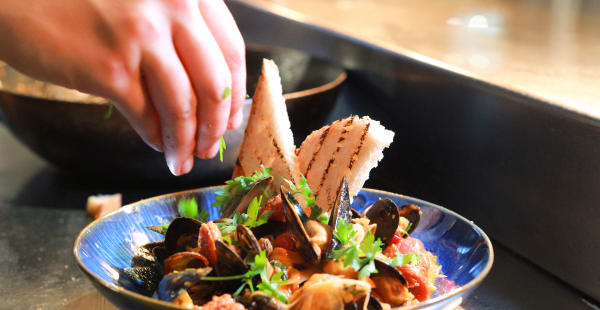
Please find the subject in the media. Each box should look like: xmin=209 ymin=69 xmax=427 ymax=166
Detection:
xmin=74 ymin=187 xmax=493 ymax=309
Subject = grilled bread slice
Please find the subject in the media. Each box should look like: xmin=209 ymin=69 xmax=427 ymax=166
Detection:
xmin=234 ymin=59 xmax=301 ymax=191
xmin=297 ymin=116 xmax=394 ymax=212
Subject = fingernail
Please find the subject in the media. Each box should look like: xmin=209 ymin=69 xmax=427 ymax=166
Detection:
xmin=149 ymin=142 xmax=163 ymax=152
xmin=179 ymin=156 xmax=194 ymax=175
xmin=167 ymin=156 xmax=179 ymax=176
xmin=198 ymin=140 xmax=220 ymax=159
xmin=228 ymin=110 xmax=243 ymax=129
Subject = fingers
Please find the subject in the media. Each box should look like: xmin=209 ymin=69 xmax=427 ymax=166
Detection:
xmin=198 ymin=0 xmax=246 ymax=130
xmin=142 ymin=42 xmax=197 ymax=176
xmin=172 ymin=10 xmax=232 ymax=159
xmin=112 ymin=74 xmax=163 ymax=153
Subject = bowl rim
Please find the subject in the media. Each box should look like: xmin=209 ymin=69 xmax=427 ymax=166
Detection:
xmin=73 ymin=186 xmax=494 ymax=310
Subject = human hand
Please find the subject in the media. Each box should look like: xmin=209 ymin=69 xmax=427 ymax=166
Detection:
xmin=0 ymin=0 xmax=246 ymax=175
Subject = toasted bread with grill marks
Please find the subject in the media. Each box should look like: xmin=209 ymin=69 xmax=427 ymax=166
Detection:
xmin=297 ymin=116 xmax=394 ymax=212
xmin=234 ymin=59 xmax=301 ymax=191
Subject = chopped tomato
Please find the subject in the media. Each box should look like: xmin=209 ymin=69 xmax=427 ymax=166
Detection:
xmin=273 ymin=231 xmax=295 ymax=251
xmin=384 ymin=234 xmax=434 ymax=301
xmin=199 ymin=223 xmax=218 ymax=266
xmin=261 ymin=195 xmax=285 ymax=222
xmin=197 ymin=294 xmax=245 ymax=310
xmin=398 ymin=264 xmax=429 ymax=302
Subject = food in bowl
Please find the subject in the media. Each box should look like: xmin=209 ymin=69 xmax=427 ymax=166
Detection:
xmin=119 ymin=60 xmax=457 ymax=309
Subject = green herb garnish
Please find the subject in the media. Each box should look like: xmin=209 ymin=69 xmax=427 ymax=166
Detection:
xmin=198 ymin=251 xmax=288 ymax=302
xmin=391 ymin=252 xmax=421 ymax=267
xmin=216 ymin=195 xmax=273 ymax=235
xmin=397 ymin=222 xmax=413 ymax=237
xmin=214 ymin=165 xmax=272 ymax=210
xmin=332 ymin=219 xmax=383 ymax=279
xmin=283 ymin=175 xmax=327 ymax=223
xmin=177 ymin=198 xmax=208 ymax=221
xmin=218 ymin=136 xmax=227 ymax=162
xmin=222 ymin=87 xmax=231 ymax=99
xmin=104 ymin=104 xmax=114 ymax=119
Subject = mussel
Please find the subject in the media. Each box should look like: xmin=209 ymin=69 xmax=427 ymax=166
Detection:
xmin=221 ymin=176 xmax=273 ymax=218
xmin=214 ymin=240 xmax=248 ymax=276
xmin=398 ymin=204 xmax=422 ymax=237
xmin=237 ymin=291 xmax=287 ymax=310
xmin=363 ymin=199 xmax=400 ymax=247
xmin=288 ymin=273 xmax=371 ymax=310
xmin=237 ymin=224 xmax=261 ymax=258
xmin=325 ymin=178 xmax=352 ymax=259
xmin=165 ymin=217 xmax=202 ymax=252
xmin=156 ymin=267 xmax=213 ymax=302
xmin=280 ymin=186 xmax=320 ymax=264
xmin=121 ymin=241 xmax=164 ymax=295
xmin=163 ymin=252 xmax=209 ymax=275
xmin=370 ymin=258 xmax=410 ymax=307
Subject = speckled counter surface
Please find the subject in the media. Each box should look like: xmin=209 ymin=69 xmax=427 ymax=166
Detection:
xmin=241 ymin=0 xmax=600 ymax=119
xmin=0 ymin=124 xmax=596 ymax=309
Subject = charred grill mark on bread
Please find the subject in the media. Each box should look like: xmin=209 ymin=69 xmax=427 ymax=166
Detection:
xmin=304 ymin=125 xmax=331 ymax=176
xmin=267 ymin=131 xmax=297 ymax=185
xmin=349 ymin=122 xmax=371 ymax=170
xmin=314 ymin=117 xmax=354 ymax=199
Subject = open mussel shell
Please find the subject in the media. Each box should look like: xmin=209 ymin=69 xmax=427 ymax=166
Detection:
xmin=238 ymin=291 xmax=287 ymax=310
xmin=398 ymin=204 xmax=422 ymax=236
xmin=280 ymin=186 xmax=320 ymax=264
xmin=165 ymin=217 xmax=202 ymax=252
xmin=237 ymin=224 xmax=261 ymax=258
xmin=373 ymin=258 xmax=407 ymax=285
xmin=366 ymin=295 xmax=384 ymax=310
xmin=251 ymin=220 xmax=287 ymax=240
xmin=121 ymin=241 xmax=164 ymax=296
xmin=221 ymin=176 xmax=273 ymax=218
xmin=363 ymin=198 xmax=400 ymax=247
xmin=326 ymin=177 xmax=352 ymax=259
xmin=156 ymin=267 xmax=212 ymax=302
xmin=214 ymin=240 xmax=248 ymax=276
xmin=163 ymin=252 xmax=209 ymax=275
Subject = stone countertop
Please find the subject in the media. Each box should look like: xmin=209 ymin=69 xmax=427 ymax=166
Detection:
xmin=240 ymin=0 xmax=600 ymax=119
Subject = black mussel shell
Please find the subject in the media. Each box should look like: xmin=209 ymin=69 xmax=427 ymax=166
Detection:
xmin=326 ymin=177 xmax=352 ymax=259
xmin=156 ymin=267 xmax=212 ymax=302
xmin=280 ymin=186 xmax=320 ymax=264
xmin=221 ymin=176 xmax=273 ymax=218
xmin=163 ymin=251 xmax=209 ymax=275
xmin=237 ymin=224 xmax=261 ymax=258
xmin=251 ymin=220 xmax=287 ymax=240
xmin=165 ymin=217 xmax=202 ymax=252
xmin=121 ymin=241 xmax=163 ymax=295
xmin=372 ymin=258 xmax=407 ymax=286
xmin=363 ymin=198 xmax=400 ymax=247
xmin=398 ymin=204 xmax=422 ymax=237
xmin=366 ymin=295 xmax=384 ymax=310
xmin=350 ymin=208 xmax=361 ymax=219
xmin=237 ymin=291 xmax=286 ymax=310
xmin=214 ymin=240 xmax=248 ymax=276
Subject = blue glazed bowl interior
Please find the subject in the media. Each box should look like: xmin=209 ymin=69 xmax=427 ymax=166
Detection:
xmin=74 ymin=187 xmax=493 ymax=309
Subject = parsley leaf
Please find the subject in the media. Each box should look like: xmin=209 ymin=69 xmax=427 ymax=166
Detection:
xmin=397 ymin=222 xmax=413 ymax=237
xmin=222 ymin=87 xmax=231 ymax=99
xmin=331 ymin=220 xmax=384 ymax=279
xmin=177 ymin=198 xmax=208 ymax=221
xmin=283 ymin=175 xmax=319 ymax=212
xmin=218 ymin=137 xmax=227 ymax=162
xmin=104 ymin=104 xmax=114 ymax=119
xmin=358 ymin=259 xmax=377 ymax=280
xmin=333 ymin=218 xmax=356 ymax=244
xmin=391 ymin=252 xmax=421 ymax=267
xmin=214 ymin=165 xmax=272 ymax=210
